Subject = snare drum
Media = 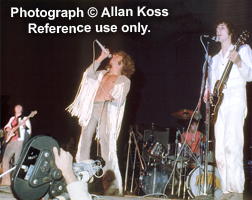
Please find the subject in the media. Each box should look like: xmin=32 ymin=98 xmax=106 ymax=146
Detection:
xmin=186 ymin=164 xmax=223 ymax=199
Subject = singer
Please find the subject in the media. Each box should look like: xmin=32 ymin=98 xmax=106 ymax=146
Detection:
xmin=204 ymin=20 xmax=252 ymax=199
xmin=66 ymin=46 xmax=135 ymax=196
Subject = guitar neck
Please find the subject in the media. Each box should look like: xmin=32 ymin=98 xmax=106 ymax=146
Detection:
xmin=216 ymin=44 xmax=239 ymax=91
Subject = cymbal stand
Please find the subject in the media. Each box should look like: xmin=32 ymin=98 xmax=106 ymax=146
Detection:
xmin=152 ymin=162 xmax=157 ymax=194
xmin=178 ymin=132 xmax=189 ymax=199
xmin=178 ymin=140 xmax=186 ymax=198
xmin=182 ymin=163 xmax=188 ymax=199
xmin=124 ymin=128 xmax=132 ymax=192
xmin=178 ymin=158 xmax=183 ymax=198
xmin=171 ymin=129 xmax=179 ymax=196
xmin=130 ymin=145 xmax=137 ymax=193
xmin=124 ymin=126 xmax=145 ymax=192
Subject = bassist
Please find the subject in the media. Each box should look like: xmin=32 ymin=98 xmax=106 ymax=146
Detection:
xmin=1 ymin=104 xmax=32 ymax=186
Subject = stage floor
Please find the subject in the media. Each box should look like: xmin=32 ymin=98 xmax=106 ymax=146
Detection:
xmin=0 ymin=185 xmax=251 ymax=200
xmin=0 ymin=186 xmax=182 ymax=200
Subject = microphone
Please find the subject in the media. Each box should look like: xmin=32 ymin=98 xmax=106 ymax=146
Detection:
xmin=203 ymin=35 xmax=219 ymax=42
xmin=95 ymin=39 xmax=112 ymax=58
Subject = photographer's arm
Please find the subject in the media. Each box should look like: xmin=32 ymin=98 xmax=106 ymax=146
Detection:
xmin=53 ymin=147 xmax=92 ymax=200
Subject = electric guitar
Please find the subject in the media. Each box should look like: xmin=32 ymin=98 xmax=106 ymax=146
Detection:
xmin=5 ymin=110 xmax=37 ymax=143
xmin=210 ymin=30 xmax=250 ymax=126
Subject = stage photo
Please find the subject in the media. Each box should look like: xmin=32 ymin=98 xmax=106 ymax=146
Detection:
xmin=1 ymin=0 xmax=252 ymax=200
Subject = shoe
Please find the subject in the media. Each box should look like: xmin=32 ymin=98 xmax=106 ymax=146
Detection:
xmin=103 ymin=187 xmax=119 ymax=196
xmin=217 ymin=193 xmax=243 ymax=200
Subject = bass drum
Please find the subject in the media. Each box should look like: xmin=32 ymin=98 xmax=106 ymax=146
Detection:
xmin=186 ymin=165 xmax=223 ymax=199
xmin=139 ymin=164 xmax=178 ymax=195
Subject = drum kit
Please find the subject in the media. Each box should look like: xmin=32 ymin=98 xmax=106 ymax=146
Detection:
xmin=125 ymin=109 xmax=223 ymax=199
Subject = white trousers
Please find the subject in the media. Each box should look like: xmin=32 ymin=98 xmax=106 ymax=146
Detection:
xmin=75 ymin=102 xmax=122 ymax=193
xmin=214 ymin=86 xmax=246 ymax=193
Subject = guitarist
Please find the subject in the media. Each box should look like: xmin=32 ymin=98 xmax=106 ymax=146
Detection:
xmin=1 ymin=104 xmax=32 ymax=186
xmin=204 ymin=21 xmax=252 ymax=198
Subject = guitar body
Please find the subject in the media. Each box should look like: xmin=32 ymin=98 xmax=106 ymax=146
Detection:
xmin=5 ymin=129 xmax=15 ymax=144
xmin=210 ymin=80 xmax=224 ymax=126
xmin=5 ymin=110 xmax=37 ymax=143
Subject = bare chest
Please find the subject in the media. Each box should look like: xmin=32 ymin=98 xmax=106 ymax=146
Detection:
xmin=100 ymin=74 xmax=118 ymax=88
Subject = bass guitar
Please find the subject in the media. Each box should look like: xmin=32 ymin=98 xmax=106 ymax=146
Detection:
xmin=5 ymin=110 xmax=37 ymax=143
xmin=210 ymin=30 xmax=250 ymax=126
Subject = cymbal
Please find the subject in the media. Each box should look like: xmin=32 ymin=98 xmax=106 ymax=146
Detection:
xmin=171 ymin=109 xmax=194 ymax=120
xmin=139 ymin=123 xmax=167 ymax=131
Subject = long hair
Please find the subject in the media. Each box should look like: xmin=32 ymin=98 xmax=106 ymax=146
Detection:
xmin=215 ymin=20 xmax=238 ymax=44
xmin=106 ymin=50 xmax=135 ymax=79
xmin=14 ymin=104 xmax=24 ymax=113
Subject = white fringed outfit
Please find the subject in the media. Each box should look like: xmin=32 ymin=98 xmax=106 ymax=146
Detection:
xmin=210 ymin=44 xmax=252 ymax=193
xmin=66 ymin=61 xmax=130 ymax=194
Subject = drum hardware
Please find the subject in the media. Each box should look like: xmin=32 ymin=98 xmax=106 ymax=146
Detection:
xmin=142 ymin=123 xmax=168 ymax=162
xmin=130 ymin=145 xmax=137 ymax=193
xmin=169 ymin=129 xmax=191 ymax=198
xmin=177 ymin=145 xmax=189 ymax=198
xmin=143 ymin=141 xmax=166 ymax=162
xmin=124 ymin=126 xmax=145 ymax=193
xmin=171 ymin=129 xmax=179 ymax=196
xmin=169 ymin=118 xmax=206 ymax=199
xmin=139 ymin=163 xmax=178 ymax=195
xmin=165 ymin=127 xmax=207 ymax=199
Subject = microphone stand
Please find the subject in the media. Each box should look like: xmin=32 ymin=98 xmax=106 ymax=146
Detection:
xmin=170 ymin=129 xmax=179 ymax=196
xmin=195 ymin=41 xmax=214 ymax=200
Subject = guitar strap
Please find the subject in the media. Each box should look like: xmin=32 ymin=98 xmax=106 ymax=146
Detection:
xmin=11 ymin=117 xmax=19 ymax=141
xmin=12 ymin=115 xmax=24 ymax=139
xmin=17 ymin=117 xmax=21 ymax=138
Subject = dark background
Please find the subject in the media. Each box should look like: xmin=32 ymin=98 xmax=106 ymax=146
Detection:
xmin=1 ymin=0 xmax=252 ymax=191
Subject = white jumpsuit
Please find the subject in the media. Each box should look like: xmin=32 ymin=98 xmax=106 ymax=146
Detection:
xmin=210 ymin=44 xmax=252 ymax=193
